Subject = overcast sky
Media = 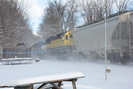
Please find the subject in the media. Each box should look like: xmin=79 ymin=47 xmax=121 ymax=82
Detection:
xmin=22 ymin=0 xmax=47 ymax=32
xmin=23 ymin=0 xmax=73 ymax=32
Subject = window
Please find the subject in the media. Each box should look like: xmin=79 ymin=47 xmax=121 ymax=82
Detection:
xmin=66 ymin=35 xmax=68 ymax=40
xmin=70 ymin=35 xmax=73 ymax=38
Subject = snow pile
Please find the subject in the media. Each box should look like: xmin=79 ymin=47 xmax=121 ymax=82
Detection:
xmin=0 ymin=59 xmax=133 ymax=89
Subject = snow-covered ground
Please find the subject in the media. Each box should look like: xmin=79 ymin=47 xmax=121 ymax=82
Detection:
xmin=0 ymin=59 xmax=133 ymax=89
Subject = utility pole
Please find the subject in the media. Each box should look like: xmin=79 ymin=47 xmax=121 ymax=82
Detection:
xmin=105 ymin=0 xmax=107 ymax=81
xmin=105 ymin=16 xmax=107 ymax=81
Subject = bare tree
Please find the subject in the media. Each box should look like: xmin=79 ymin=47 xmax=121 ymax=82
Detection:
xmin=104 ymin=0 xmax=115 ymax=16
xmin=39 ymin=0 xmax=64 ymax=39
xmin=0 ymin=0 xmax=33 ymax=48
xmin=80 ymin=0 xmax=115 ymax=24
xmin=63 ymin=0 xmax=78 ymax=31
xmin=39 ymin=0 xmax=78 ymax=39
xmin=114 ymin=0 xmax=133 ymax=12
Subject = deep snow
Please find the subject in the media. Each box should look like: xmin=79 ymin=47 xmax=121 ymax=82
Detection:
xmin=0 ymin=59 xmax=133 ymax=89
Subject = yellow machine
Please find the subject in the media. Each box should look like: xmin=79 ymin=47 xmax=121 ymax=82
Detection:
xmin=45 ymin=31 xmax=74 ymax=50
xmin=43 ymin=31 xmax=75 ymax=59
